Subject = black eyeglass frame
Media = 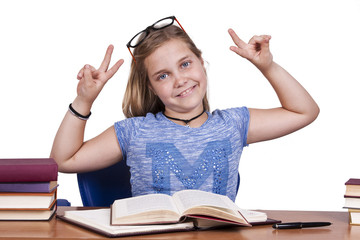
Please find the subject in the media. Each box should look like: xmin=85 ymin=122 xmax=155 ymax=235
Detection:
xmin=126 ymin=16 xmax=186 ymax=61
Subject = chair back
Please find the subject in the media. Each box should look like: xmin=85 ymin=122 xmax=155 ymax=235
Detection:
xmin=77 ymin=160 xmax=132 ymax=207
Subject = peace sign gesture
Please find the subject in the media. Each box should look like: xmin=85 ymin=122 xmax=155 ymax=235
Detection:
xmin=228 ymin=29 xmax=273 ymax=72
xmin=76 ymin=45 xmax=124 ymax=105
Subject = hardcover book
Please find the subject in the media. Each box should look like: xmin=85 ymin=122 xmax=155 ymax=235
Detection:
xmin=349 ymin=209 xmax=360 ymax=225
xmin=0 ymin=158 xmax=58 ymax=182
xmin=58 ymin=190 xmax=279 ymax=237
xmin=58 ymin=206 xmax=277 ymax=238
xmin=344 ymin=195 xmax=360 ymax=209
xmin=0 ymin=200 xmax=57 ymax=220
xmin=345 ymin=178 xmax=360 ymax=197
xmin=0 ymin=189 xmax=57 ymax=209
xmin=0 ymin=181 xmax=58 ymax=193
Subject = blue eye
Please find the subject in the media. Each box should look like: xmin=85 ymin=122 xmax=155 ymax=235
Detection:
xmin=158 ymin=73 xmax=168 ymax=80
xmin=181 ymin=61 xmax=190 ymax=68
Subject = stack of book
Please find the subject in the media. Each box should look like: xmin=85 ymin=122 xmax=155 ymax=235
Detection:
xmin=344 ymin=178 xmax=360 ymax=225
xmin=0 ymin=158 xmax=58 ymax=220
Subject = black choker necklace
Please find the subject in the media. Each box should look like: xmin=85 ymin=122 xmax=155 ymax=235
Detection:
xmin=163 ymin=110 xmax=206 ymax=127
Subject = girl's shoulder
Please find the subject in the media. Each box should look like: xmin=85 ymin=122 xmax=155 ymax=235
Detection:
xmin=114 ymin=113 xmax=162 ymax=153
xmin=211 ymin=106 xmax=249 ymax=121
xmin=114 ymin=112 xmax=158 ymax=130
xmin=114 ymin=112 xmax=172 ymax=135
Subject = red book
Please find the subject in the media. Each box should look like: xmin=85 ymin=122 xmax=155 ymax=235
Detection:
xmin=0 ymin=158 xmax=58 ymax=182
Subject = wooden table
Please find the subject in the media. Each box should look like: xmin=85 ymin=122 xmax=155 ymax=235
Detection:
xmin=0 ymin=207 xmax=358 ymax=239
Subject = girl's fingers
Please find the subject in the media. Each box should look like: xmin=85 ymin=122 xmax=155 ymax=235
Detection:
xmin=77 ymin=45 xmax=122 ymax=83
xmin=228 ymin=29 xmax=252 ymax=58
xmin=83 ymin=64 xmax=92 ymax=81
xmin=249 ymin=35 xmax=271 ymax=49
xmin=99 ymin=45 xmax=114 ymax=72
xmin=77 ymin=69 xmax=84 ymax=80
xmin=229 ymin=45 xmax=247 ymax=58
xmin=105 ymin=59 xmax=124 ymax=80
xmin=77 ymin=65 xmax=96 ymax=80
xmin=260 ymin=35 xmax=272 ymax=41
xmin=228 ymin=28 xmax=247 ymax=49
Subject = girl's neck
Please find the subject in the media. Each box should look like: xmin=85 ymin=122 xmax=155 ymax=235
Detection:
xmin=163 ymin=108 xmax=207 ymax=128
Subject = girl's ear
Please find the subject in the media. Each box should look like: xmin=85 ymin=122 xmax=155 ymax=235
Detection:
xmin=200 ymin=56 xmax=208 ymax=74
xmin=200 ymin=56 xmax=207 ymax=68
xmin=200 ymin=56 xmax=204 ymax=66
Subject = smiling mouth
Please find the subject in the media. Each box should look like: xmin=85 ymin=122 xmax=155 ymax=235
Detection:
xmin=177 ymin=85 xmax=196 ymax=97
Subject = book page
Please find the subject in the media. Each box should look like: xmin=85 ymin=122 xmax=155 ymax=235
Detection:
xmin=238 ymin=209 xmax=267 ymax=222
xmin=113 ymin=194 xmax=180 ymax=219
xmin=172 ymin=190 xmax=239 ymax=215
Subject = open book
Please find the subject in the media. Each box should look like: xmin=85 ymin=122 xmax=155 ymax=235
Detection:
xmin=110 ymin=189 xmax=261 ymax=226
xmin=60 ymin=208 xmax=273 ymax=237
xmin=58 ymin=190 xmax=279 ymax=237
xmin=57 ymin=190 xmax=281 ymax=237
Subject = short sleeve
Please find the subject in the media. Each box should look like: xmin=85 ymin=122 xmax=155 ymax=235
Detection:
xmin=114 ymin=117 xmax=143 ymax=159
xmin=221 ymin=107 xmax=250 ymax=147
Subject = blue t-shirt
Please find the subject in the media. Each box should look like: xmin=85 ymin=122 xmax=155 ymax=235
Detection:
xmin=114 ymin=107 xmax=249 ymax=201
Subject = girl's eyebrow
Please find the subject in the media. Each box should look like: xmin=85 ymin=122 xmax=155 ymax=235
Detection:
xmin=177 ymin=55 xmax=190 ymax=64
xmin=151 ymin=68 xmax=167 ymax=78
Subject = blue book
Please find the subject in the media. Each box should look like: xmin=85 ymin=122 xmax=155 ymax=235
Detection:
xmin=0 ymin=181 xmax=58 ymax=193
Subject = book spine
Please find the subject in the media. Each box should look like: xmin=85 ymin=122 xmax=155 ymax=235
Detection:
xmin=0 ymin=164 xmax=58 ymax=182
xmin=0 ymin=189 xmax=56 ymax=196
xmin=344 ymin=195 xmax=360 ymax=199
xmin=0 ymin=182 xmax=57 ymax=193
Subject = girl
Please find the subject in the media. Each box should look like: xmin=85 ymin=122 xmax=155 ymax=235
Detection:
xmin=50 ymin=16 xmax=319 ymax=202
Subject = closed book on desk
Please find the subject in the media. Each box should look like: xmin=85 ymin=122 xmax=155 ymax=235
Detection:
xmin=344 ymin=195 xmax=360 ymax=209
xmin=0 ymin=181 xmax=58 ymax=193
xmin=0 ymin=158 xmax=58 ymax=182
xmin=0 ymin=200 xmax=57 ymax=220
xmin=349 ymin=209 xmax=360 ymax=225
xmin=0 ymin=189 xmax=56 ymax=209
xmin=345 ymin=178 xmax=360 ymax=197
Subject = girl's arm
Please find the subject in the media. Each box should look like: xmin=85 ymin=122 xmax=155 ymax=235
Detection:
xmin=50 ymin=45 xmax=124 ymax=173
xmin=228 ymin=29 xmax=320 ymax=144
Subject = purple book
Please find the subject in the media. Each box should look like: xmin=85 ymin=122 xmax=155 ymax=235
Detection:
xmin=0 ymin=181 xmax=58 ymax=193
xmin=0 ymin=158 xmax=58 ymax=182
xmin=345 ymin=178 xmax=360 ymax=185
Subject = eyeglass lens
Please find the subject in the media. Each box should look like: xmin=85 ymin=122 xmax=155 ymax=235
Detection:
xmin=128 ymin=17 xmax=175 ymax=48
xmin=152 ymin=17 xmax=174 ymax=29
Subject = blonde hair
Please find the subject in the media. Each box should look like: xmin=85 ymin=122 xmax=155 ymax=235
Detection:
xmin=122 ymin=25 xmax=210 ymax=118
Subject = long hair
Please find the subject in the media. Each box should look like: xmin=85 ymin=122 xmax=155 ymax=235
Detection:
xmin=122 ymin=25 xmax=210 ymax=118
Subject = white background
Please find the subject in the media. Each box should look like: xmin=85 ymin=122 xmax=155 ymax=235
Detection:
xmin=1 ymin=0 xmax=359 ymax=210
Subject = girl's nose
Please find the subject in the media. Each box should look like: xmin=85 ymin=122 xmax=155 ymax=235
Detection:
xmin=174 ymin=73 xmax=188 ymax=88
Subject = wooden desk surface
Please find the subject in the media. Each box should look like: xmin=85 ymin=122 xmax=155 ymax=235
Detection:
xmin=0 ymin=207 xmax=358 ymax=239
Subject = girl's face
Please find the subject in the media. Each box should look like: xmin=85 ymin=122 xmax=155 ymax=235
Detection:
xmin=145 ymin=39 xmax=207 ymax=117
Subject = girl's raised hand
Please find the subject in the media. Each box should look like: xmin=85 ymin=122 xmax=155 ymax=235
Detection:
xmin=228 ymin=29 xmax=273 ymax=72
xmin=76 ymin=45 xmax=124 ymax=105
